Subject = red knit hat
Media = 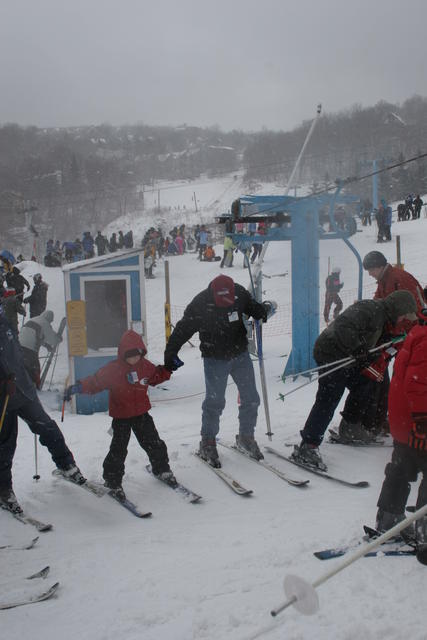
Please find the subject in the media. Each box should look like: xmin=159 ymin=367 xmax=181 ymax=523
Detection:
xmin=210 ymin=275 xmax=235 ymax=307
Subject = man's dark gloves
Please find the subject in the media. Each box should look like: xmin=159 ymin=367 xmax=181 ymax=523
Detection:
xmin=164 ymin=355 xmax=184 ymax=372
xmin=261 ymin=300 xmax=277 ymax=323
xmin=64 ymin=382 xmax=83 ymax=402
xmin=351 ymin=342 xmax=372 ymax=368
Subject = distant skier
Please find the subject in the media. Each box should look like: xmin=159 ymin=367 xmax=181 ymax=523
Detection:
xmin=95 ymin=231 xmax=109 ymax=256
xmin=24 ymin=273 xmax=48 ymax=318
xmin=413 ymin=194 xmax=423 ymax=219
xmin=323 ymin=266 xmax=343 ymax=323
xmin=19 ymin=310 xmax=62 ymax=388
xmin=164 ymin=275 xmax=274 ymax=468
xmin=64 ymin=330 xmax=177 ymax=502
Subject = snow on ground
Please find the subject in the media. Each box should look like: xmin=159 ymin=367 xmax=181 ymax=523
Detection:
xmin=2 ymin=210 xmax=427 ymax=640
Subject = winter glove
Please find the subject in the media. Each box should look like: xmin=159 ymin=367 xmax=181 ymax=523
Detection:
xmin=64 ymin=382 xmax=83 ymax=402
xmin=408 ymin=414 xmax=427 ymax=451
xmin=261 ymin=300 xmax=277 ymax=322
xmin=164 ymin=354 xmax=184 ymax=372
xmin=3 ymin=373 xmax=16 ymax=397
xmin=361 ymin=346 xmax=397 ymax=382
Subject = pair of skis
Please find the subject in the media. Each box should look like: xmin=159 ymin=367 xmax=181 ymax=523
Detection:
xmin=0 ymin=563 xmax=59 ymax=610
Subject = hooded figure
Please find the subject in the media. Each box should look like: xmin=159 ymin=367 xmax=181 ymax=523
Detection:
xmin=63 ymin=330 xmax=174 ymax=501
xmin=19 ymin=310 xmax=62 ymax=388
xmin=164 ymin=275 xmax=274 ymax=467
xmin=292 ymin=291 xmax=418 ymax=471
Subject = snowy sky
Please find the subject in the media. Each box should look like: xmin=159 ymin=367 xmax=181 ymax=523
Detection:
xmin=2 ymin=0 xmax=427 ymax=131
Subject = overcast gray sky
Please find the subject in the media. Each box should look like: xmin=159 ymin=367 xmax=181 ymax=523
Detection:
xmin=1 ymin=0 xmax=426 ymax=132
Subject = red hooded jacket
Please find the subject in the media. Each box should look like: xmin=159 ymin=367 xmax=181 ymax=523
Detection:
xmin=388 ymin=324 xmax=427 ymax=444
xmin=79 ymin=330 xmax=171 ymax=419
xmin=374 ymin=263 xmax=425 ymax=335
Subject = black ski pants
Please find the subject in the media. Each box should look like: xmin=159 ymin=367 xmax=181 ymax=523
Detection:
xmin=103 ymin=413 xmax=170 ymax=487
xmin=0 ymin=396 xmax=74 ymax=490
xmin=301 ymin=363 xmax=376 ymax=446
xmin=377 ymin=441 xmax=427 ymax=514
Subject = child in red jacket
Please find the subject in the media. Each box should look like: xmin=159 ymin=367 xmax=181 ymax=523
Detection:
xmin=375 ymin=320 xmax=427 ymax=564
xmin=65 ymin=330 xmax=179 ymax=501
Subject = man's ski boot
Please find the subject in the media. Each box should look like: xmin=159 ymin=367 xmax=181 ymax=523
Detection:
xmin=235 ymin=434 xmax=264 ymax=461
xmin=199 ymin=438 xmax=221 ymax=468
xmin=338 ymin=419 xmax=378 ymax=444
xmin=375 ymin=509 xmax=415 ymax=543
xmin=59 ymin=463 xmax=87 ymax=485
xmin=291 ymin=441 xmax=327 ymax=472
xmin=154 ymin=470 xmax=178 ymax=486
xmin=104 ymin=482 xmax=127 ymax=502
xmin=0 ymin=487 xmax=23 ymax=514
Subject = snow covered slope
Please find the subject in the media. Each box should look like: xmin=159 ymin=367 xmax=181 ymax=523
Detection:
xmin=2 ymin=210 xmax=427 ymax=640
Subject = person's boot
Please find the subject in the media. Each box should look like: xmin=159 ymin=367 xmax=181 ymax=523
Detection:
xmin=199 ymin=438 xmax=221 ymax=468
xmin=104 ymin=482 xmax=127 ymax=502
xmin=416 ymin=514 xmax=427 ymax=565
xmin=375 ymin=508 xmax=415 ymax=542
xmin=154 ymin=469 xmax=178 ymax=486
xmin=58 ymin=463 xmax=87 ymax=485
xmin=235 ymin=434 xmax=264 ymax=461
xmin=291 ymin=441 xmax=327 ymax=471
xmin=0 ymin=486 xmax=23 ymax=514
xmin=338 ymin=419 xmax=377 ymax=444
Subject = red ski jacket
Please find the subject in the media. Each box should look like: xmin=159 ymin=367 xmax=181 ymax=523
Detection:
xmin=388 ymin=324 xmax=427 ymax=444
xmin=374 ymin=264 xmax=425 ymax=334
xmin=79 ymin=330 xmax=171 ymax=419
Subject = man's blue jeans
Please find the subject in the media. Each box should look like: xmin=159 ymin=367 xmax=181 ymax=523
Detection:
xmin=201 ymin=351 xmax=260 ymax=438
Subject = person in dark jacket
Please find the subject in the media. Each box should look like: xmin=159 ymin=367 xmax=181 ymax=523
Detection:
xmin=164 ymin=275 xmax=274 ymax=467
xmin=375 ymin=318 xmax=427 ymax=564
xmin=292 ymin=290 xmax=418 ymax=471
xmin=2 ymin=288 xmax=26 ymax=334
xmin=5 ymin=265 xmax=30 ymax=298
xmin=413 ymin=194 xmax=423 ymax=219
xmin=82 ymin=232 xmax=95 ymax=259
xmin=95 ymin=231 xmax=109 ymax=257
xmin=323 ymin=266 xmax=343 ymax=323
xmin=24 ymin=273 xmax=48 ymax=318
xmin=0 ymin=307 xmax=84 ymax=513
xmin=109 ymin=233 xmax=118 ymax=253
xmin=64 ymin=330 xmax=175 ymax=501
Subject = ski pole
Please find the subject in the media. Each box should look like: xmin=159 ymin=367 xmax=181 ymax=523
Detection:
xmin=270 ymin=502 xmax=427 ymax=618
xmin=246 ymin=255 xmax=273 ymax=439
xmin=279 ymin=339 xmax=404 ymax=401
xmin=0 ymin=394 xmax=9 ymax=434
xmin=281 ymin=356 xmax=354 ymax=381
xmin=33 ymin=435 xmax=40 ymax=481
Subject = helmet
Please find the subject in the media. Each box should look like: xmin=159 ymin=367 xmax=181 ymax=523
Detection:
xmin=362 ymin=251 xmax=387 ymax=270
xmin=331 ymin=266 xmax=341 ymax=274
xmin=33 ymin=273 xmax=42 ymax=283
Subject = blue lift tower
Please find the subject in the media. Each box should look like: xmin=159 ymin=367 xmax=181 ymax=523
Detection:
xmin=218 ymin=186 xmax=361 ymax=378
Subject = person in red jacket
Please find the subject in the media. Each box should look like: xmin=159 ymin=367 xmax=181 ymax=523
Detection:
xmin=362 ymin=250 xmax=426 ymax=436
xmin=375 ymin=319 xmax=427 ymax=564
xmin=64 ymin=330 xmax=178 ymax=501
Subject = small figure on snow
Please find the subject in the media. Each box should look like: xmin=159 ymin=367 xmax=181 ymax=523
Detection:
xmin=323 ymin=266 xmax=343 ymax=324
xmin=64 ymin=330 xmax=178 ymax=501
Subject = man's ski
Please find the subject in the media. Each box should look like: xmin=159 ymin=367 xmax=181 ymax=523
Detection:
xmin=0 ymin=537 xmax=39 ymax=551
xmin=52 ymin=469 xmax=106 ymax=497
xmin=1 ymin=503 xmax=53 ymax=532
xmin=328 ymin=429 xmax=386 ymax=446
xmin=0 ymin=582 xmax=60 ymax=610
xmin=315 ymin=526 xmax=416 ymax=560
xmin=194 ymin=452 xmax=253 ymax=496
xmin=146 ymin=465 xmax=202 ymax=503
xmin=218 ymin=440 xmax=309 ymax=487
xmin=106 ymin=490 xmax=152 ymax=518
xmin=27 ymin=566 xmax=50 ymax=579
xmin=264 ymin=446 xmax=369 ymax=488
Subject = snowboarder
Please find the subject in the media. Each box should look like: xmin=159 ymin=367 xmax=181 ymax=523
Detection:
xmin=0 ymin=306 xmax=84 ymax=513
xmin=323 ymin=266 xmax=343 ymax=323
xmin=64 ymin=330 xmax=176 ymax=501
xmin=292 ymin=291 xmax=418 ymax=471
xmin=24 ymin=273 xmax=48 ymax=318
xmin=375 ymin=315 xmax=427 ymax=564
xmin=164 ymin=275 xmax=274 ymax=468
xmin=19 ymin=310 xmax=62 ymax=389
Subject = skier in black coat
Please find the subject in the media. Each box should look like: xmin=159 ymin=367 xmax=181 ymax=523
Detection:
xmin=164 ymin=275 xmax=274 ymax=467
xmin=0 ymin=307 xmax=85 ymax=513
xmin=24 ymin=274 xmax=48 ymax=318
xmin=5 ymin=266 xmax=30 ymax=298
xmin=292 ymin=290 xmax=418 ymax=471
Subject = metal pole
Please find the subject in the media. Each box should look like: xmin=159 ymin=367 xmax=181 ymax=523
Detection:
xmin=164 ymin=260 xmax=171 ymax=344
xmin=396 ymin=235 xmax=402 ymax=268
